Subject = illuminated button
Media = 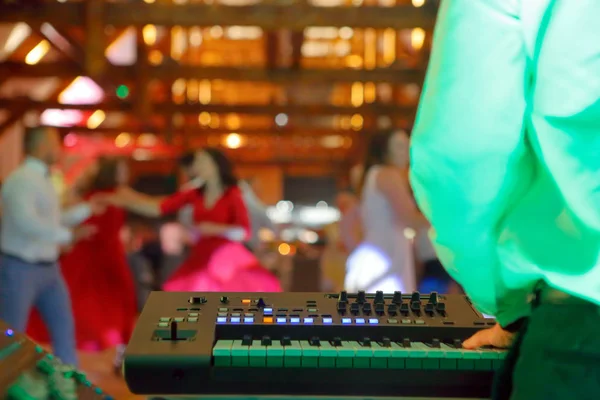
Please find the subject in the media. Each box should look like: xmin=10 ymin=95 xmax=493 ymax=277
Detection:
xmin=304 ymin=317 xmax=314 ymax=324
xmin=218 ymin=312 xmax=227 ymax=317
xmin=264 ymin=308 xmax=273 ymax=314
xmin=174 ymin=317 xmax=184 ymax=322
xmin=242 ymin=299 xmax=251 ymax=305
xmin=159 ymin=317 xmax=170 ymax=322
xmin=276 ymin=317 xmax=287 ymax=324
xmin=369 ymin=318 xmax=379 ymax=324
xmin=307 ymin=308 xmax=318 ymax=312
xmin=231 ymin=313 xmax=241 ymax=317
xmin=402 ymin=319 xmax=412 ymax=324
xmin=415 ymin=319 xmax=425 ymax=325
xmin=342 ymin=318 xmax=352 ymax=324
xmin=245 ymin=313 xmax=254 ymax=317
xmin=187 ymin=317 xmax=198 ymax=323
xmin=219 ymin=308 xmax=228 ymax=312
xmin=323 ymin=317 xmax=333 ymax=324
xmin=263 ymin=317 xmax=273 ymax=324
xmin=387 ymin=318 xmax=398 ymax=324
xmin=217 ymin=317 xmax=227 ymax=323
xmin=231 ymin=317 xmax=241 ymax=323
xmin=290 ymin=317 xmax=300 ymax=324
xmin=158 ymin=322 xmax=169 ymax=327
xmin=244 ymin=317 xmax=254 ymax=323
xmin=355 ymin=318 xmax=365 ymax=324
xmin=188 ymin=313 xmax=199 ymax=317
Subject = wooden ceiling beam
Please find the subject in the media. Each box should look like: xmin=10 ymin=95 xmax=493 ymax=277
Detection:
xmin=0 ymin=62 xmax=423 ymax=84
xmin=0 ymin=3 xmax=437 ymax=30
xmin=0 ymin=99 xmax=415 ymax=117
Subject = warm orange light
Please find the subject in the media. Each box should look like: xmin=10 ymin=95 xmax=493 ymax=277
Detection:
xmin=278 ymin=243 xmax=291 ymax=256
xmin=364 ymin=82 xmax=376 ymax=104
xmin=226 ymin=114 xmax=241 ymax=130
xmin=411 ymin=28 xmax=426 ymax=50
xmin=364 ymin=28 xmax=376 ymax=69
xmin=351 ymin=82 xmax=364 ymax=107
xmin=350 ymin=114 xmax=363 ymax=131
xmin=148 ymin=50 xmax=163 ymax=65
xmin=198 ymin=112 xmax=211 ymax=126
xmin=142 ymin=25 xmax=157 ymax=46
xmin=115 ymin=133 xmax=132 ymax=148
xmin=86 ymin=110 xmax=105 ymax=129
xmin=199 ymin=80 xmax=211 ymax=105
xmin=383 ymin=28 xmax=396 ymax=65
xmin=345 ymin=54 xmax=363 ymax=69
xmin=412 ymin=0 xmax=425 ymax=7
xmin=25 ymin=40 xmax=50 ymax=65
xmin=224 ymin=133 xmax=243 ymax=149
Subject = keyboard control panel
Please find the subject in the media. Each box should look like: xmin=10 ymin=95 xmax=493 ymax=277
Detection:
xmin=125 ymin=291 xmax=502 ymax=398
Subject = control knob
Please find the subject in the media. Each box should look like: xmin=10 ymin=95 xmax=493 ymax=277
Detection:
xmin=374 ymin=291 xmax=384 ymax=304
xmin=357 ymin=290 xmax=366 ymax=303
xmin=429 ymin=292 xmax=439 ymax=305
xmin=189 ymin=296 xmax=207 ymax=304
xmin=339 ymin=290 xmax=348 ymax=302
xmin=411 ymin=291 xmax=421 ymax=303
xmin=410 ymin=301 xmax=421 ymax=312
xmin=392 ymin=291 xmax=403 ymax=304
xmin=220 ymin=296 xmax=229 ymax=304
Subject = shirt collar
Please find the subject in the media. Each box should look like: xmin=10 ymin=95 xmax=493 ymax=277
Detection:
xmin=24 ymin=157 xmax=50 ymax=176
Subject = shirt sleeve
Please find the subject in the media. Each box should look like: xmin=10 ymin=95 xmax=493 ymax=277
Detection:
xmin=61 ymin=203 xmax=92 ymax=227
xmin=228 ymin=188 xmax=251 ymax=239
xmin=409 ymin=0 xmax=534 ymax=325
xmin=2 ymin=178 xmax=73 ymax=245
xmin=159 ymin=190 xmax=197 ymax=216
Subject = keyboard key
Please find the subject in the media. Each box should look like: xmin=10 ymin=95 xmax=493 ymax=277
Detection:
xmin=212 ymin=340 xmax=233 ymax=366
xmin=283 ymin=341 xmax=302 ymax=367
xmin=299 ymin=340 xmax=319 ymax=367
xmin=231 ymin=340 xmax=249 ymax=367
xmin=249 ymin=340 xmax=266 ymax=367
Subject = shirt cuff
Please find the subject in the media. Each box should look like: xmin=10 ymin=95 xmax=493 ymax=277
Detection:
xmin=62 ymin=203 xmax=92 ymax=227
xmin=56 ymin=227 xmax=73 ymax=245
xmin=495 ymin=303 xmax=532 ymax=328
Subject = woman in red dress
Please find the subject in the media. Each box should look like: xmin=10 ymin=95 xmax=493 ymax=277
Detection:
xmin=112 ymin=148 xmax=282 ymax=292
xmin=28 ymin=158 xmax=137 ymax=370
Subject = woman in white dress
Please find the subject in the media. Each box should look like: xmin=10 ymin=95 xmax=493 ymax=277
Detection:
xmin=345 ymin=130 xmax=427 ymax=293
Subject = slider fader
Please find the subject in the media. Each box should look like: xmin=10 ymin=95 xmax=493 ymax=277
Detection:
xmin=124 ymin=291 xmax=505 ymax=398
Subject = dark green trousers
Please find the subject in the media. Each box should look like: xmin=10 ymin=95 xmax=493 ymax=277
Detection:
xmin=493 ymin=300 xmax=600 ymax=400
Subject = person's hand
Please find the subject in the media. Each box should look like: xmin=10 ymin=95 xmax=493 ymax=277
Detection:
xmin=72 ymin=225 xmax=97 ymax=242
xmin=89 ymin=195 xmax=110 ymax=214
xmin=463 ymin=323 xmax=515 ymax=349
xmin=197 ymin=222 xmax=217 ymax=235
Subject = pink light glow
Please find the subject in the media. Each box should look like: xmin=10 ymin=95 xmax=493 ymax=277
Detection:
xmin=106 ymin=28 xmax=137 ymax=66
xmin=59 ymin=77 xmax=104 ymax=105
xmin=63 ymin=133 xmax=78 ymax=147
xmin=40 ymin=109 xmax=83 ymax=127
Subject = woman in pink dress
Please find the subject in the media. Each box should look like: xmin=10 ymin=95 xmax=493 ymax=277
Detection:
xmin=111 ymin=148 xmax=281 ymax=292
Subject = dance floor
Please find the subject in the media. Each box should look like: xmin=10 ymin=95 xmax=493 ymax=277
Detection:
xmin=79 ymin=348 xmax=142 ymax=400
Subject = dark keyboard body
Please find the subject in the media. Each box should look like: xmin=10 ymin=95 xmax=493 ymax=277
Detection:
xmin=0 ymin=320 xmax=109 ymax=400
xmin=124 ymin=291 xmax=503 ymax=398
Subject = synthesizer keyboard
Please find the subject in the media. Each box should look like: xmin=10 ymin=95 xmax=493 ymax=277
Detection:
xmin=124 ymin=291 xmax=506 ymax=398
xmin=0 ymin=319 xmax=110 ymax=400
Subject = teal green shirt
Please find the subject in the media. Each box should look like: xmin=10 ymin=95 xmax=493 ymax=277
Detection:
xmin=410 ymin=0 xmax=600 ymax=326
